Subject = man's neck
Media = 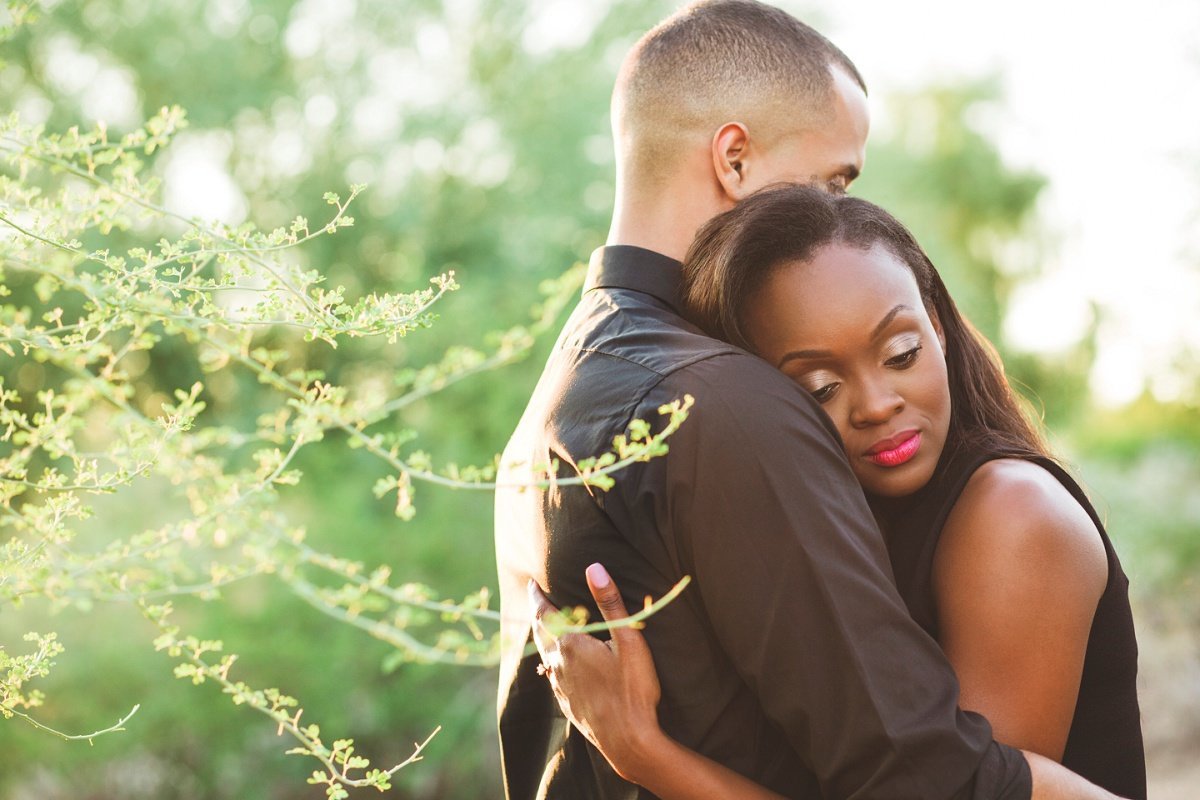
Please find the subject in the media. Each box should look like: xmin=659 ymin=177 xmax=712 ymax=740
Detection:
xmin=605 ymin=183 xmax=725 ymax=263
xmin=606 ymin=217 xmax=693 ymax=262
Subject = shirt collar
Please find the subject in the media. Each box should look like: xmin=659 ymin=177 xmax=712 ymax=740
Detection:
xmin=584 ymin=245 xmax=684 ymax=314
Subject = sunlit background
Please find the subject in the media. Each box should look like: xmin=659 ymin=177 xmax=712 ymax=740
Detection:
xmin=824 ymin=0 xmax=1200 ymax=408
xmin=2 ymin=0 xmax=1198 ymax=798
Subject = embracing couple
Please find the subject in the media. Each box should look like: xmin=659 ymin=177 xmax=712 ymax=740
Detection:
xmin=494 ymin=2 xmax=1145 ymax=799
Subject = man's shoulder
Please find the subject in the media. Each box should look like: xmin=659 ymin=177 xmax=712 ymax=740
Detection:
xmin=509 ymin=290 xmax=837 ymax=457
xmin=530 ymin=291 xmax=745 ymax=419
xmin=566 ymin=288 xmax=744 ymax=379
xmin=650 ymin=352 xmax=842 ymax=453
xmin=565 ymin=288 xmax=812 ymax=393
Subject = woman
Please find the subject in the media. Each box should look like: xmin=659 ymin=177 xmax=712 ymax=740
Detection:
xmin=529 ymin=186 xmax=1145 ymax=799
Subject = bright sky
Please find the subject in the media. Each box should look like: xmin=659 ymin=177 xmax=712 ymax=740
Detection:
xmin=810 ymin=0 xmax=1200 ymax=406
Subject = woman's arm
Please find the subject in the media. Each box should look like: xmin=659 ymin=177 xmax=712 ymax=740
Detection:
xmin=528 ymin=565 xmax=785 ymax=800
xmin=933 ymin=458 xmax=1109 ymax=760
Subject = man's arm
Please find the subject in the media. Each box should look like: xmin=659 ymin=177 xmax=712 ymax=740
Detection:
xmin=527 ymin=563 xmax=1125 ymax=800
xmin=644 ymin=355 xmax=1021 ymax=799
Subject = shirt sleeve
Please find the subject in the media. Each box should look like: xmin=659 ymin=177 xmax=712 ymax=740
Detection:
xmin=640 ymin=354 xmax=1031 ymax=800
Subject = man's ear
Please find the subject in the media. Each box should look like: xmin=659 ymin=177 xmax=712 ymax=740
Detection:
xmin=712 ymin=122 xmax=751 ymax=202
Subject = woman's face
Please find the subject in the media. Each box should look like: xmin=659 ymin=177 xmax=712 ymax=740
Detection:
xmin=744 ymin=242 xmax=952 ymax=498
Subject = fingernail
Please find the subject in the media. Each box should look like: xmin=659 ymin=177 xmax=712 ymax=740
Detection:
xmin=586 ymin=563 xmax=610 ymax=589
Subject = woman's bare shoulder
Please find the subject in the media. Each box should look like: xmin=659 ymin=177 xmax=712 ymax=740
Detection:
xmin=936 ymin=458 xmax=1107 ymax=594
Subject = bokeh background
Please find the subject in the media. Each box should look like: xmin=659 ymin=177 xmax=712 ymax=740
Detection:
xmin=2 ymin=0 xmax=1198 ymax=797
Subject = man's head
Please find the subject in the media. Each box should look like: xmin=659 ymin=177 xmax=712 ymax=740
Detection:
xmin=613 ymin=0 xmax=869 ymax=210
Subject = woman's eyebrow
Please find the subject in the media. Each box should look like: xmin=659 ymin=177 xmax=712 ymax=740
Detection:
xmin=871 ymin=304 xmax=910 ymax=341
xmin=777 ymin=348 xmax=833 ymax=368
xmin=776 ymin=305 xmax=913 ymax=368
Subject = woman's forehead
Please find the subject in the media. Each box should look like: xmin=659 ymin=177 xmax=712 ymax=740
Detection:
xmin=747 ymin=242 xmax=927 ymax=356
xmin=781 ymin=243 xmax=920 ymax=308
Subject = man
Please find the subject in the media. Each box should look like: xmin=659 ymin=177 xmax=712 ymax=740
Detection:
xmin=495 ymin=2 xmax=1122 ymax=798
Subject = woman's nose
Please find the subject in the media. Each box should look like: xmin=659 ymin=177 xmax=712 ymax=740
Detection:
xmin=849 ymin=379 xmax=904 ymax=429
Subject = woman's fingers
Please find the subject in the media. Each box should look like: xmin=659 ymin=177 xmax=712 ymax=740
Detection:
xmin=527 ymin=577 xmax=610 ymax=716
xmin=524 ymin=567 xmax=663 ymax=772
xmin=585 ymin=562 xmax=654 ymax=659
xmin=527 ymin=578 xmax=560 ymax=665
xmin=530 ymin=565 xmax=647 ymax=664
xmin=585 ymin=562 xmax=630 ymax=622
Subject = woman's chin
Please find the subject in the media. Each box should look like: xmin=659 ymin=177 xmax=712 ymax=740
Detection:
xmin=856 ymin=460 xmax=936 ymax=499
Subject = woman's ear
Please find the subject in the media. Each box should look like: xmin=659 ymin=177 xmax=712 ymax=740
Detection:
xmin=712 ymin=122 xmax=751 ymax=202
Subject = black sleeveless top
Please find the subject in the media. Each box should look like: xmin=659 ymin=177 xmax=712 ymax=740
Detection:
xmin=879 ymin=444 xmax=1146 ymax=799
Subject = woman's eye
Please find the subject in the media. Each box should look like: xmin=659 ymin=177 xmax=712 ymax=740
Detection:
xmin=885 ymin=346 xmax=922 ymax=368
xmin=810 ymin=383 xmax=839 ymax=403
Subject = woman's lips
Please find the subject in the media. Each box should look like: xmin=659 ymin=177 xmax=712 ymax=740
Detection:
xmin=865 ymin=430 xmax=922 ymax=467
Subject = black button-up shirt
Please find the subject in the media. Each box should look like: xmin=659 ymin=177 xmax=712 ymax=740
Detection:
xmin=495 ymin=245 xmax=1032 ymax=800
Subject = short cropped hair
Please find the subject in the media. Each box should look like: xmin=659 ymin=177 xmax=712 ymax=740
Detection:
xmin=614 ymin=0 xmax=865 ymax=185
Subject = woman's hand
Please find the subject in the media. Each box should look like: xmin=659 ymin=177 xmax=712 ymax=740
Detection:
xmin=529 ymin=566 xmax=788 ymax=800
xmin=528 ymin=563 xmax=665 ymax=785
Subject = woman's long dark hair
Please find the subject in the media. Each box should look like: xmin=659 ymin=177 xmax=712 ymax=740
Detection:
xmin=681 ymin=183 xmax=1048 ymax=462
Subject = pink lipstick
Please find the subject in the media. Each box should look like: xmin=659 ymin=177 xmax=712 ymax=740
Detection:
xmin=865 ymin=431 xmax=921 ymax=467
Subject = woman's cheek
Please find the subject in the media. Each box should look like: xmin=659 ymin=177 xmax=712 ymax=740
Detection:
xmin=919 ymin=353 xmax=953 ymax=434
xmin=826 ymin=397 xmax=854 ymax=456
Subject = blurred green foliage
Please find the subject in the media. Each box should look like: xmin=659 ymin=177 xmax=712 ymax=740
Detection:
xmin=1 ymin=1 xmax=1196 ymax=798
